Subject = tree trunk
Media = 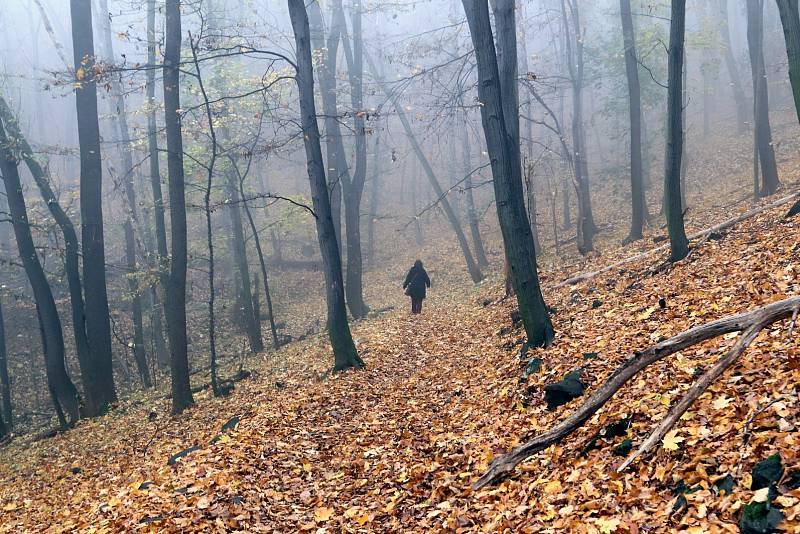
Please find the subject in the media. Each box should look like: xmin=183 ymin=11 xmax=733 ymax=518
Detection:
xmin=561 ymin=0 xmax=596 ymax=253
xmin=145 ymin=0 xmax=169 ymax=368
xmin=720 ymin=0 xmax=749 ymax=133
xmin=337 ymin=0 xmax=369 ymax=319
xmin=95 ymin=0 xmax=152 ymax=388
xmin=461 ymin=118 xmax=489 ymax=268
xmin=307 ymin=1 xmax=343 ymax=252
xmin=664 ymin=0 xmax=690 ymax=262
xmin=620 ymin=0 xmax=645 ymax=243
xmin=747 ymin=0 xmax=780 ymax=197
xmin=0 ymin=297 xmax=11 ymax=433
xmin=366 ymin=53 xmax=483 ymax=283
xmin=778 ymin=0 xmax=800 ymax=122
xmin=163 ymin=0 xmax=194 ymax=414
xmin=0 ymin=96 xmax=97 ymax=403
xmin=366 ymin=125 xmax=381 ymax=264
xmin=777 ymin=0 xmax=800 ymax=216
xmin=238 ymin=166 xmax=280 ymax=349
xmin=0 ymin=119 xmax=80 ymax=428
xmin=288 ymin=0 xmax=364 ymax=372
xmin=462 ymin=0 xmax=554 ymax=347
xmin=70 ymin=0 xmax=117 ymax=415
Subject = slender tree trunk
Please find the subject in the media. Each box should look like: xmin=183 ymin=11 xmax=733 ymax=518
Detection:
xmin=145 ymin=0 xmax=169 ymax=368
xmin=665 ymin=0 xmax=690 ymax=262
xmin=190 ymin=38 xmax=223 ymax=397
xmin=366 ymin=53 xmax=483 ymax=283
xmin=70 ymin=0 xmax=117 ymax=415
xmin=163 ymin=0 xmax=194 ymax=414
xmin=288 ymin=0 xmax=364 ymax=371
xmin=0 ymin=96 xmax=97 ymax=403
xmin=337 ymin=0 xmax=369 ymax=318
xmin=561 ymin=0 xmax=596 ymax=253
xmin=461 ymin=119 xmax=489 ymax=268
xmin=720 ymin=0 xmax=749 ymax=133
xmin=463 ymin=0 xmax=554 ymax=347
xmin=95 ymin=0 xmax=152 ymax=388
xmin=366 ymin=125 xmax=381 ymax=264
xmin=620 ymin=0 xmax=645 ymax=243
xmin=747 ymin=0 xmax=781 ymax=197
xmin=238 ymin=167 xmax=280 ymax=349
xmin=0 ymin=297 xmax=11 ymax=432
xmin=0 ymin=119 xmax=80 ymax=427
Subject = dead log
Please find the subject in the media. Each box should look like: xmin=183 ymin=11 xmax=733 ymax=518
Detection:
xmin=473 ymin=296 xmax=800 ymax=489
xmin=556 ymin=191 xmax=800 ymax=288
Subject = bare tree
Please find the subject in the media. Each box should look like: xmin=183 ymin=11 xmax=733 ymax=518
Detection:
xmin=664 ymin=0 xmax=689 ymax=262
xmin=462 ymin=0 xmax=554 ymax=347
xmin=288 ymin=0 xmax=364 ymax=371
xmin=163 ymin=0 xmax=194 ymax=414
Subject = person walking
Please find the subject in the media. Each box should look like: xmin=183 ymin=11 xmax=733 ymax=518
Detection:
xmin=403 ymin=259 xmax=431 ymax=314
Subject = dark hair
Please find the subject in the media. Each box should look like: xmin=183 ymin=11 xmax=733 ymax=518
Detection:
xmin=413 ymin=259 xmax=423 ymax=269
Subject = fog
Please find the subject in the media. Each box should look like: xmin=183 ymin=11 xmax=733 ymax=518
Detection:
xmin=0 ymin=0 xmax=798 ymax=430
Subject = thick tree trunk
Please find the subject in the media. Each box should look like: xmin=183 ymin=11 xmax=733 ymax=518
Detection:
xmin=366 ymin=53 xmax=483 ymax=283
xmin=777 ymin=0 xmax=800 ymax=216
xmin=620 ymin=0 xmax=645 ymax=243
xmin=462 ymin=0 xmax=554 ymax=347
xmin=747 ymin=0 xmax=781 ymax=197
xmin=0 ymin=120 xmax=80 ymax=428
xmin=288 ymin=0 xmax=364 ymax=371
xmin=70 ymin=0 xmax=117 ymax=415
xmin=307 ymin=1 xmax=343 ymax=251
xmin=163 ymin=0 xmax=194 ymax=414
xmin=778 ymin=0 xmax=800 ymax=122
xmin=720 ymin=0 xmax=749 ymax=133
xmin=664 ymin=0 xmax=689 ymax=262
xmin=0 ymin=297 xmax=11 ymax=432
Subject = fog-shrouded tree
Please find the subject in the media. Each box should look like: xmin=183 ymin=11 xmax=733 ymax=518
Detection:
xmin=620 ymin=0 xmax=646 ymax=243
xmin=746 ymin=0 xmax=780 ymax=198
xmin=0 ymin=116 xmax=81 ymax=428
xmin=0 ymin=296 xmax=11 ymax=435
xmin=462 ymin=0 xmax=554 ymax=347
xmin=288 ymin=0 xmax=364 ymax=371
xmin=777 ymin=0 xmax=800 ymax=218
xmin=163 ymin=0 xmax=194 ymax=414
xmin=70 ymin=0 xmax=117 ymax=415
xmin=664 ymin=0 xmax=689 ymax=262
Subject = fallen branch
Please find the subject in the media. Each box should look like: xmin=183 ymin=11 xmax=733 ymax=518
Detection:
xmin=473 ymin=296 xmax=800 ymax=489
xmin=556 ymin=191 xmax=800 ymax=288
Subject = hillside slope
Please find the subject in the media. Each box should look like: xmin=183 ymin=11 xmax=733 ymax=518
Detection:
xmin=1 ymin=197 xmax=799 ymax=532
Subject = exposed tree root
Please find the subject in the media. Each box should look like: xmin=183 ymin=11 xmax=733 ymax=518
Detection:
xmin=556 ymin=191 xmax=800 ymax=288
xmin=473 ymin=296 xmax=800 ymax=490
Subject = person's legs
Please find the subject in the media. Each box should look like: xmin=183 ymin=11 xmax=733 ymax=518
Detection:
xmin=411 ymin=298 xmax=422 ymax=314
xmin=417 ymin=299 xmax=423 ymax=314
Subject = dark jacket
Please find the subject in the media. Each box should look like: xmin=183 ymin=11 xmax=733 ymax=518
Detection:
xmin=403 ymin=262 xmax=431 ymax=300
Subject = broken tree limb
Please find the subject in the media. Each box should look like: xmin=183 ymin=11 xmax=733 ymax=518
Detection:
xmin=617 ymin=319 xmax=767 ymax=472
xmin=472 ymin=296 xmax=800 ymax=489
xmin=555 ymin=191 xmax=800 ymax=288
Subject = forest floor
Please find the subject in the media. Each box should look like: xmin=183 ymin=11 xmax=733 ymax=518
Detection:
xmin=1 ymin=188 xmax=800 ymax=532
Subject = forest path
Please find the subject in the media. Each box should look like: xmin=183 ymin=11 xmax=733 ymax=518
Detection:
xmin=3 ymin=194 xmax=800 ymax=532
